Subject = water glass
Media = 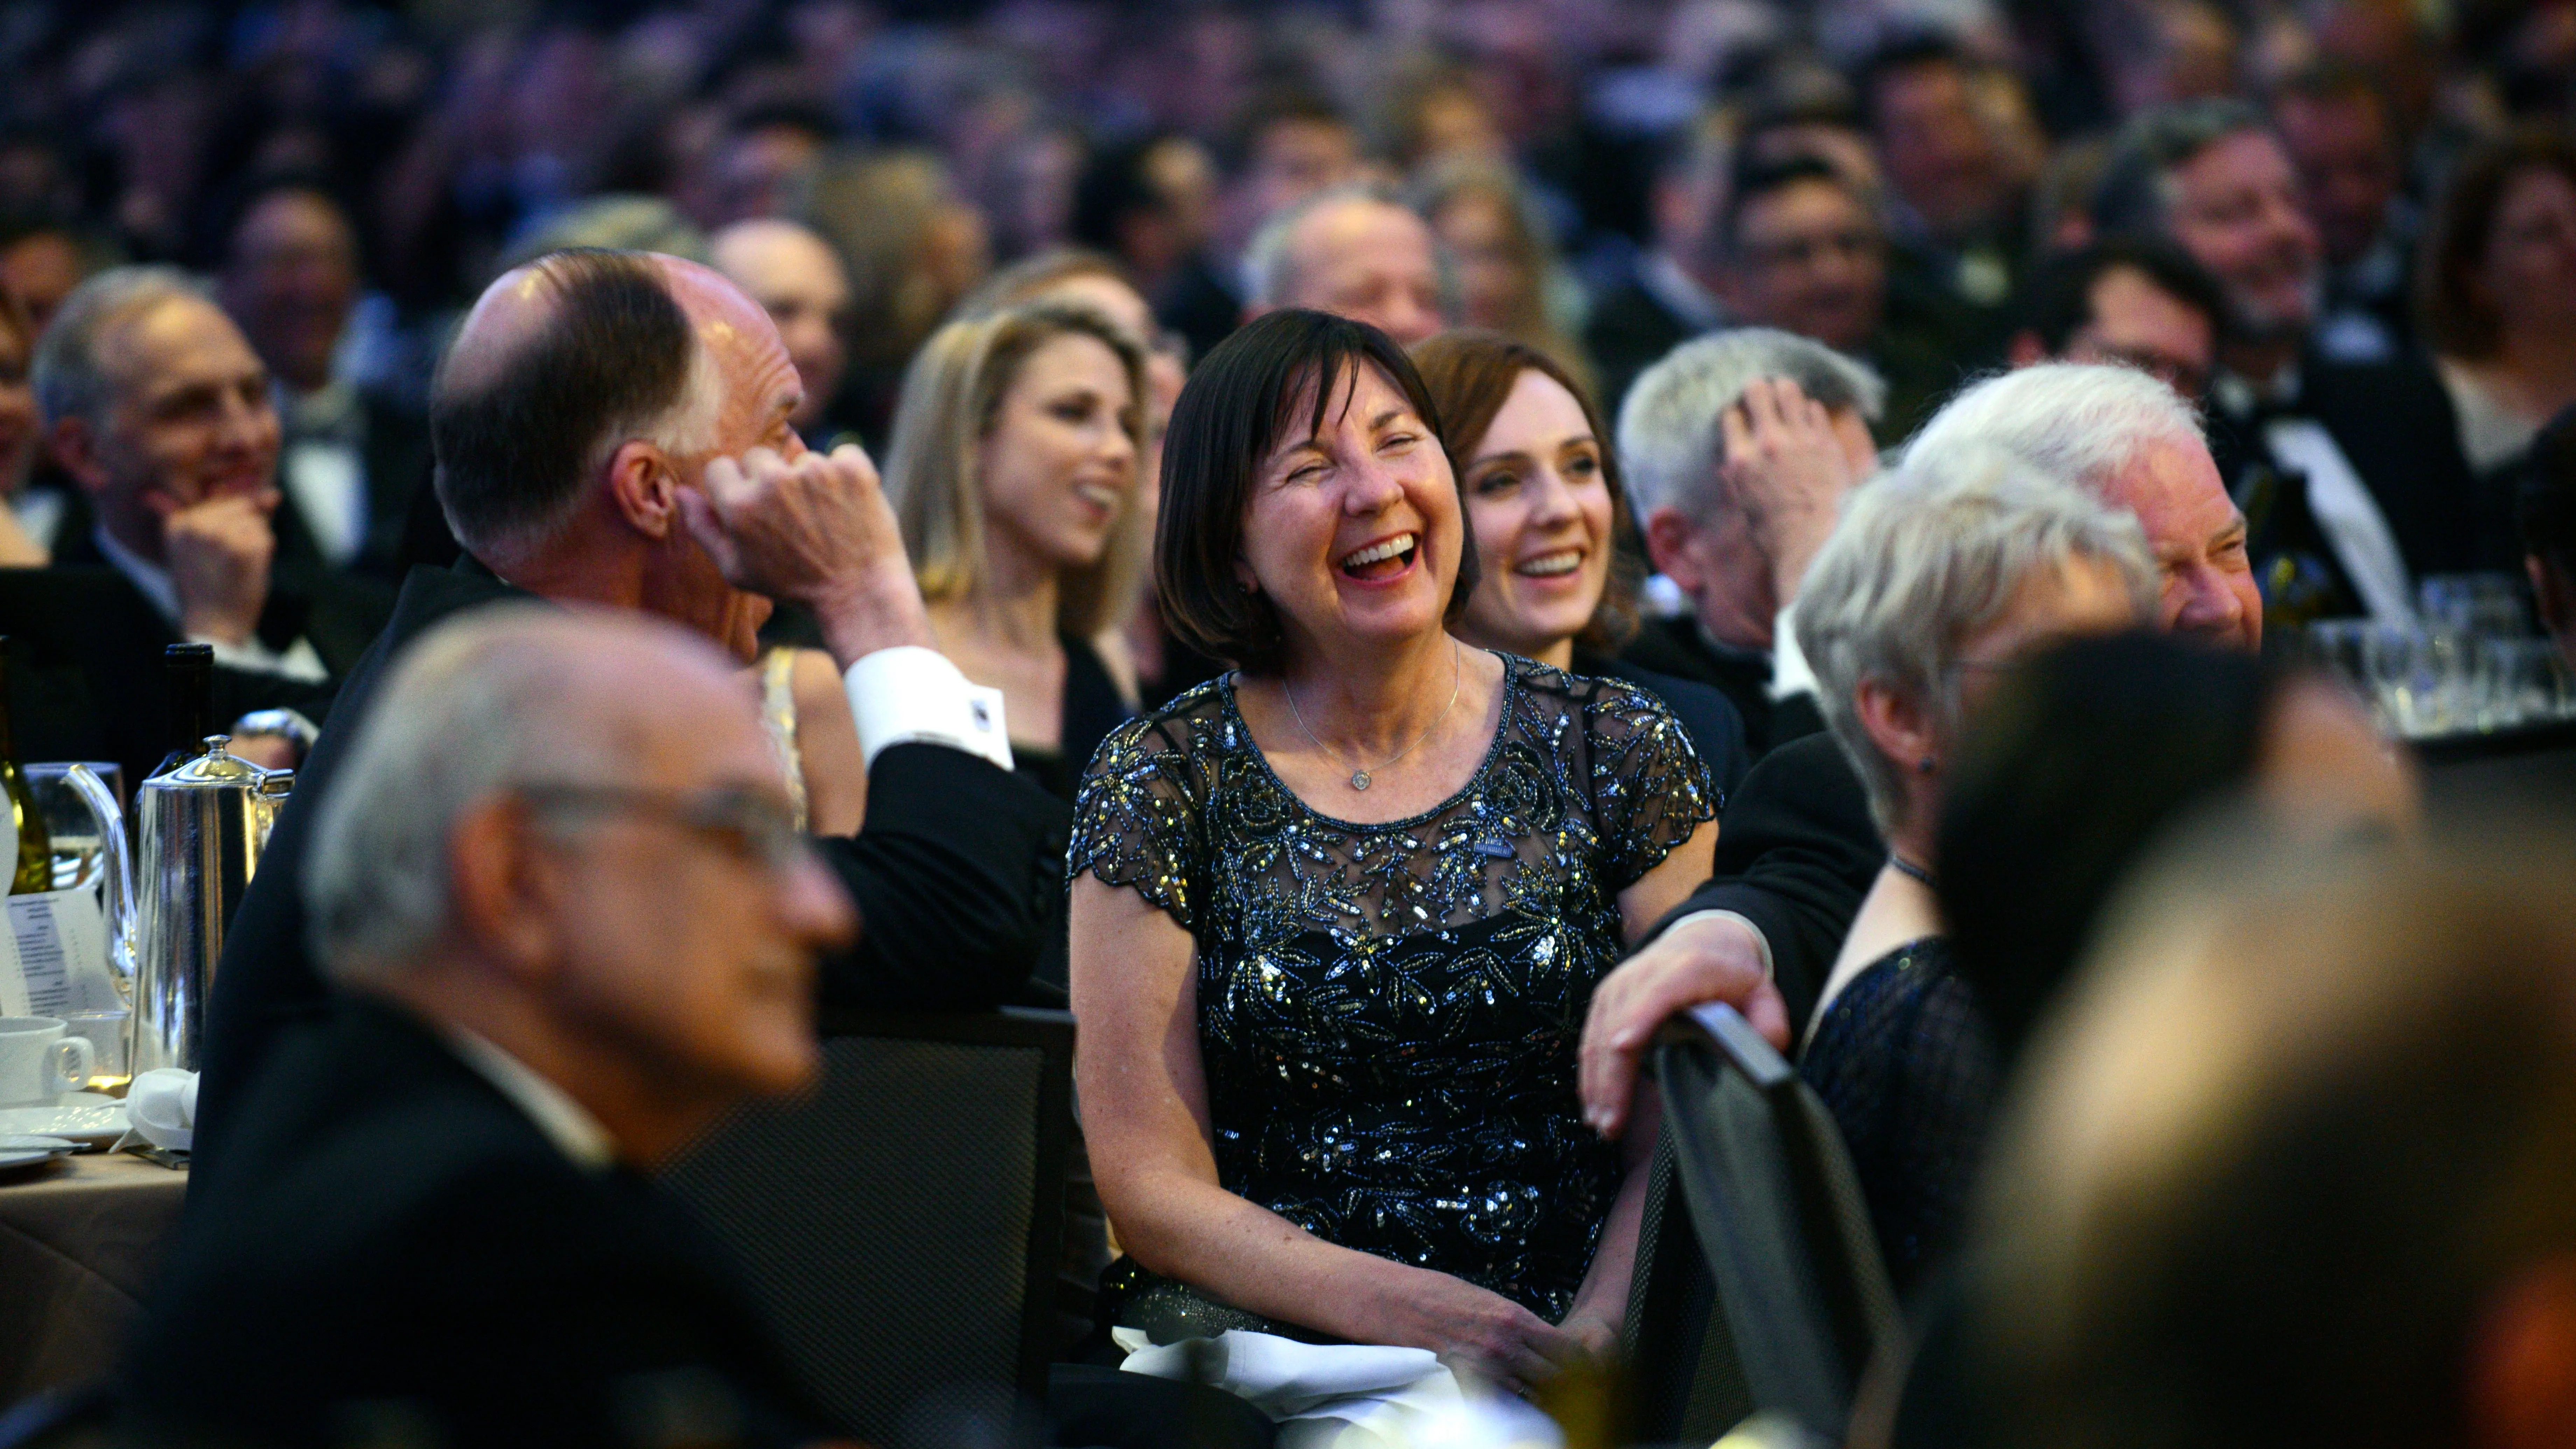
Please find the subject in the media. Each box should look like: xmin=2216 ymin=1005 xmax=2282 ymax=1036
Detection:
xmin=59 ymin=1007 xmax=129 ymax=1094
xmin=2362 ymin=625 xmax=2473 ymax=737
xmin=2476 ymin=638 xmax=2576 ymax=729
xmin=22 ymin=762 xmax=121 ymax=893
xmin=2419 ymin=573 xmax=2532 ymax=639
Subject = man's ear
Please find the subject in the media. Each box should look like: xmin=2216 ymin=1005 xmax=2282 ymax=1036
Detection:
xmin=2006 ymin=330 xmax=2047 ymax=369
xmin=447 ymin=796 xmax=562 ymax=984
xmin=48 ymin=416 xmax=108 ymax=497
xmin=1642 ymin=504 xmax=1700 ymax=587
xmin=605 ymin=440 xmax=678 ymax=540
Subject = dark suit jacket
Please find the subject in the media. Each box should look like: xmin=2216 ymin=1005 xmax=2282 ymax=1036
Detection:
xmin=123 ymin=996 xmax=828 ymax=1448
xmin=194 ymin=561 xmax=1072 ymax=1158
xmin=2208 ymin=347 xmax=2479 ymax=620
xmin=343 ymin=391 xmax=436 ymax=584
xmin=1649 ymin=730 xmax=1881 ymax=1035
xmin=0 ymin=568 xmax=349 ymax=791
xmin=1617 ymin=615 xmax=1826 ymax=761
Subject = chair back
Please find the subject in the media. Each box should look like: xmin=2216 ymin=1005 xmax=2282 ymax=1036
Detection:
xmin=662 ymin=1008 xmax=1074 ymax=1449
xmin=1624 ymin=1002 xmax=1898 ymax=1442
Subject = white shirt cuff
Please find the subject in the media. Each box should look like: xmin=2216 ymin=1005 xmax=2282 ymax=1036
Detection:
xmin=1661 ymin=908 xmax=1776 ymax=984
xmin=842 ymin=645 xmax=1014 ymax=773
xmin=197 ymin=633 xmax=330 ymax=684
xmin=1767 ymin=603 xmax=1815 ymax=703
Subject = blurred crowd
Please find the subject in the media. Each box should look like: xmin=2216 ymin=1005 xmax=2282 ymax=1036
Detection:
xmin=2 ymin=0 xmax=2575 ymax=642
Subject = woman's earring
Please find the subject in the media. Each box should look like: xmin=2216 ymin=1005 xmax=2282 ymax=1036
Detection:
xmin=1916 ymin=755 xmax=1938 ymax=775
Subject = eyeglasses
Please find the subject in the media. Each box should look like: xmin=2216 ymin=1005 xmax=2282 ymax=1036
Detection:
xmin=516 ymin=783 xmax=810 ymax=873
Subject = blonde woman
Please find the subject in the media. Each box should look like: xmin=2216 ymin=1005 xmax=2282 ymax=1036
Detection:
xmin=886 ymin=302 xmax=1150 ymax=798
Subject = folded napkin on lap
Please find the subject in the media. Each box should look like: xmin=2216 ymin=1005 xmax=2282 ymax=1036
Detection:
xmin=1114 ymin=1327 xmax=1560 ymax=1449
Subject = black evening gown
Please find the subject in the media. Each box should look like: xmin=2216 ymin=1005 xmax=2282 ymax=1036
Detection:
xmin=1071 ymin=656 xmax=1716 ymax=1339
xmin=1798 ymin=937 xmax=1998 ymax=1294
xmin=1018 ymin=634 xmax=1140 ymax=803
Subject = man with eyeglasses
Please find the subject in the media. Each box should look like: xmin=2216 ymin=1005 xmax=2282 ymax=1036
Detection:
xmin=121 ymin=608 xmax=866 ymax=1446
xmin=2007 ymin=238 xmax=2227 ymax=405
xmin=1711 ymin=155 xmax=1960 ymax=443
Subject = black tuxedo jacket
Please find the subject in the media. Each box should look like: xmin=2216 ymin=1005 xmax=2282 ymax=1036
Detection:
xmin=342 ymin=391 xmax=437 ymax=584
xmin=123 ymin=996 xmax=828 ymax=1448
xmin=195 ymin=561 xmax=1072 ymax=1158
xmin=1617 ymin=615 xmax=1826 ymax=762
xmin=0 ymin=514 xmax=389 ymax=788
xmin=1650 ymin=730 xmax=1881 ymax=1036
xmin=2207 ymin=347 xmax=2479 ymax=618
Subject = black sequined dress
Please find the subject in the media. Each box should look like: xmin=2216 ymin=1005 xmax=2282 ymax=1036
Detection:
xmin=1070 ymin=655 xmax=1716 ymax=1334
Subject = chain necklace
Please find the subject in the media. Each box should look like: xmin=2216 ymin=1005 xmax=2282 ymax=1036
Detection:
xmin=1282 ymin=642 xmax=1464 ymax=791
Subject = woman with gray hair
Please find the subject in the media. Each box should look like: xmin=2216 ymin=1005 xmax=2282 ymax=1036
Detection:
xmin=1792 ymin=446 xmax=2155 ymax=1291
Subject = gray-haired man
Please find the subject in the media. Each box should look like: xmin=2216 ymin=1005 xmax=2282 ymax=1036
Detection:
xmin=1615 ymin=327 xmax=1885 ymax=756
xmin=123 ymin=608 xmax=859 ymax=1447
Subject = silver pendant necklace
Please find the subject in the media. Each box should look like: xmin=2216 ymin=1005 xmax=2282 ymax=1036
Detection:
xmin=1283 ymin=643 xmax=1464 ymax=791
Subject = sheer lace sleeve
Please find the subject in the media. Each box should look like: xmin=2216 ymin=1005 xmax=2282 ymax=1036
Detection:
xmin=1069 ymin=704 xmax=1209 ymax=932
xmin=1583 ymin=677 xmax=1717 ymax=891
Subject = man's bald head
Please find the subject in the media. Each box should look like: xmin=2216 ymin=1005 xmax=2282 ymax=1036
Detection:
xmin=432 ymin=250 xmax=721 ymax=565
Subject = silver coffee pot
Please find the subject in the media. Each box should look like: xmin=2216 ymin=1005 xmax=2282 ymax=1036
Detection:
xmin=62 ymin=737 xmax=292 ymax=1074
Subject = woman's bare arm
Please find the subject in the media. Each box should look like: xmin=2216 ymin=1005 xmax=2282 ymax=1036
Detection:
xmin=1071 ymin=874 xmax=1587 ymax=1394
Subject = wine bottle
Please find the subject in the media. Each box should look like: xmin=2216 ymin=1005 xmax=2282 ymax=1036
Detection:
xmin=154 ymin=643 xmax=215 ymax=779
xmin=0 ymin=637 xmax=52 ymax=894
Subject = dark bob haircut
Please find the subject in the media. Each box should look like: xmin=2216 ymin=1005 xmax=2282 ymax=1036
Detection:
xmin=1156 ymin=308 xmax=1480 ymax=674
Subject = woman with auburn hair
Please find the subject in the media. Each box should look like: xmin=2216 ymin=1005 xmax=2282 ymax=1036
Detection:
xmin=883 ymin=301 xmax=1149 ymax=800
xmin=1411 ymin=329 xmax=1748 ymax=793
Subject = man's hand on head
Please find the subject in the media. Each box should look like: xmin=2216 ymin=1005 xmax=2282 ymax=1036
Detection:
xmin=678 ymin=443 xmax=932 ymax=670
xmin=1719 ymin=377 xmax=1862 ymax=607
xmin=1578 ymin=913 xmax=1791 ymax=1139
xmin=159 ymin=488 xmax=280 ymax=648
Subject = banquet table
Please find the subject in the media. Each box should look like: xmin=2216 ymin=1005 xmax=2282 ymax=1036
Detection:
xmin=0 ymin=1153 xmax=188 ymax=1404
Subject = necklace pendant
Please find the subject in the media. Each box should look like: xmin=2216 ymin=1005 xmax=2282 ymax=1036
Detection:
xmin=1350 ymin=770 xmax=1372 ymax=791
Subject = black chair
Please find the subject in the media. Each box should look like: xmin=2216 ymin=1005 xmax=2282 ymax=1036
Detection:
xmin=1623 ymin=1002 xmax=1898 ymax=1444
xmin=661 ymin=1008 xmax=1074 ymax=1449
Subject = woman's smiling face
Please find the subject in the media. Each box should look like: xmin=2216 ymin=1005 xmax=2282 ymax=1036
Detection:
xmin=978 ymin=330 xmax=1139 ymax=571
xmin=1236 ymin=358 xmax=1463 ymax=665
xmin=1452 ymin=367 xmax=1614 ymax=665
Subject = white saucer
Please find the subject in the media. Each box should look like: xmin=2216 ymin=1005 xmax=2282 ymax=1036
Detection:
xmin=0 ymin=1144 xmax=72 ymax=1173
xmin=0 ymin=1093 xmax=130 ymax=1148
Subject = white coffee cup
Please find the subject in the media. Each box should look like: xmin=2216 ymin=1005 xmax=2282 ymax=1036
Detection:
xmin=0 ymin=1017 xmax=95 ymax=1108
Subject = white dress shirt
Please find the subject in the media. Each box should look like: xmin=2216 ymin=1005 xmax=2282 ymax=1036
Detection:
xmin=440 ymin=1024 xmax=617 ymax=1172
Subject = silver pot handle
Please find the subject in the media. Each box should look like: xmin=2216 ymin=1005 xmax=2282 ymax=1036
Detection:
xmin=61 ymin=764 xmax=135 ymax=1000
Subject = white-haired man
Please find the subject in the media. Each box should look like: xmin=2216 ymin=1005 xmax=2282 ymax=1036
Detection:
xmin=1615 ymin=327 xmax=1886 ymax=756
xmin=196 ymin=248 xmax=1068 ymax=1155
xmin=123 ymin=609 xmax=860 ymax=1446
xmin=1241 ymin=184 xmax=1451 ymax=347
xmin=1580 ymin=363 xmax=2264 ymax=1136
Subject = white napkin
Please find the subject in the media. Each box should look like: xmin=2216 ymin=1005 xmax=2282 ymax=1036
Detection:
xmin=1116 ymin=1328 xmax=1557 ymax=1449
xmin=125 ymin=1068 xmax=198 ymax=1153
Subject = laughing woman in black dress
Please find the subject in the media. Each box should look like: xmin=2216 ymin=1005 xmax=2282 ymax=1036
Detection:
xmin=1068 ymin=311 xmax=1721 ymax=1394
